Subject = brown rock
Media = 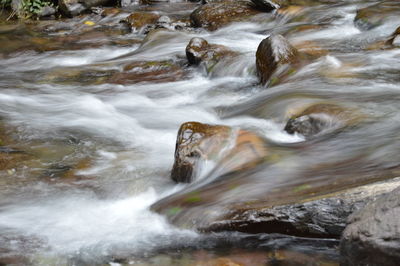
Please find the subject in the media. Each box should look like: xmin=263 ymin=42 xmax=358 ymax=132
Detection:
xmin=354 ymin=2 xmax=400 ymax=31
xmin=171 ymin=122 xmax=267 ymax=183
xmin=255 ymin=34 xmax=299 ymax=85
xmin=171 ymin=122 xmax=232 ymax=183
xmin=124 ymin=12 xmax=160 ymax=30
xmin=101 ymin=7 xmax=121 ymax=17
xmin=190 ymin=1 xmax=262 ymax=31
xmin=284 ymin=103 xmax=361 ymax=138
xmin=386 ymin=26 xmax=400 ymax=47
xmin=186 ymin=37 xmax=237 ymax=71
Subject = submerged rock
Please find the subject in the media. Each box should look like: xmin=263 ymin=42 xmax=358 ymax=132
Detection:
xmin=284 ymin=103 xmax=361 ymax=139
xmin=171 ymin=121 xmax=267 ymax=183
xmin=190 ymin=1 xmax=262 ymax=31
xmin=255 ymin=34 xmax=299 ymax=85
xmin=185 ymin=37 xmax=237 ymax=72
xmin=109 ymin=60 xmax=187 ymax=84
xmin=0 ymin=123 xmax=31 ymax=171
xmin=340 ymin=185 xmax=400 ymax=266
xmin=354 ymin=2 xmax=400 ymax=31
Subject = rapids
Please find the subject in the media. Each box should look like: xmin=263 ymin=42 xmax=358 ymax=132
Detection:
xmin=0 ymin=0 xmax=400 ymax=265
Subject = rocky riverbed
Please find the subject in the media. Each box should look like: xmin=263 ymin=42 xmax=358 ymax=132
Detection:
xmin=0 ymin=0 xmax=400 ymax=265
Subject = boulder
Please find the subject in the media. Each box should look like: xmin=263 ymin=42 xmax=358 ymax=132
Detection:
xmin=284 ymin=103 xmax=361 ymax=139
xmin=206 ymin=178 xmax=400 ymax=237
xmin=354 ymin=2 xmax=400 ymax=31
xmin=340 ymin=185 xmax=400 ymax=266
xmin=185 ymin=37 xmax=237 ymax=72
xmin=190 ymin=1 xmax=262 ymax=31
xmin=255 ymin=34 xmax=299 ymax=85
xmin=171 ymin=122 xmax=267 ymax=183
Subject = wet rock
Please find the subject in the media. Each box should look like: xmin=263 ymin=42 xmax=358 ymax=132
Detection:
xmin=292 ymin=40 xmax=328 ymax=58
xmin=386 ymin=26 xmax=400 ymax=47
xmin=284 ymin=103 xmax=361 ymax=139
xmin=109 ymin=60 xmax=187 ymax=84
xmin=59 ymin=0 xmax=116 ymax=17
xmin=185 ymin=37 xmax=237 ymax=72
xmin=143 ymin=15 xmax=191 ymax=33
xmin=44 ymin=68 xmax=117 ymax=85
xmin=190 ymin=1 xmax=262 ymax=31
xmin=42 ymin=158 xmax=92 ymax=182
xmin=58 ymin=0 xmax=84 ymax=17
xmin=340 ymin=185 xmax=400 ymax=266
xmin=38 ymin=5 xmax=56 ymax=18
xmin=354 ymin=2 xmax=400 ymax=31
xmin=0 ymin=123 xmax=31 ymax=171
xmin=250 ymin=0 xmax=279 ymax=12
xmin=255 ymin=34 xmax=299 ymax=85
xmin=123 ymin=11 xmax=160 ymax=30
xmin=171 ymin=122 xmax=267 ymax=183
xmin=171 ymin=122 xmax=232 ymax=183
xmin=275 ymin=5 xmax=303 ymax=17
xmin=101 ymin=7 xmax=121 ymax=17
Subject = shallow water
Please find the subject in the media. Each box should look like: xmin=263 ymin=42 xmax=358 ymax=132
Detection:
xmin=0 ymin=0 xmax=400 ymax=265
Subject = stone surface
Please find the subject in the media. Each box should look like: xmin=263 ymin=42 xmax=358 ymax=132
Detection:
xmin=109 ymin=60 xmax=187 ymax=84
xmin=185 ymin=37 xmax=237 ymax=71
xmin=170 ymin=122 xmax=267 ymax=183
xmin=250 ymin=0 xmax=279 ymax=12
xmin=255 ymin=34 xmax=299 ymax=85
xmin=190 ymin=1 xmax=262 ymax=31
xmin=354 ymin=2 xmax=400 ymax=31
xmin=123 ymin=11 xmax=160 ymax=30
xmin=386 ymin=26 xmax=400 ymax=47
xmin=59 ymin=0 xmax=116 ymax=17
xmin=171 ymin=122 xmax=232 ymax=183
xmin=340 ymin=185 xmax=400 ymax=266
xmin=284 ymin=103 xmax=361 ymax=139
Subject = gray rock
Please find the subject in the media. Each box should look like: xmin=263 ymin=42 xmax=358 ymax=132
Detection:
xmin=38 ymin=5 xmax=56 ymax=17
xmin=58 ymin=0 xmax=115 ymax=17
xmin=340 ymin=185 xmax=400 ymax=266
xmin=58 ymin=0 xmax=86 ymax=17
xmin=205 ymin=178 xmax=400 ymax=238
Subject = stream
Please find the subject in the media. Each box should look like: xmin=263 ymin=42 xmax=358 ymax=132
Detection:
xmin=0 ymin=0 xmax=400 ymax=265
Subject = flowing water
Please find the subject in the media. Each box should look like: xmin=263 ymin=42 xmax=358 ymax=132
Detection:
xmin=0 ymin=0 xmax=400 ymax=265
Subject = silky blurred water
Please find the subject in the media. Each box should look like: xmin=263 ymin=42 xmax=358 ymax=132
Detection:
xmin=0 ymin=0 xmax=400 ymax=264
